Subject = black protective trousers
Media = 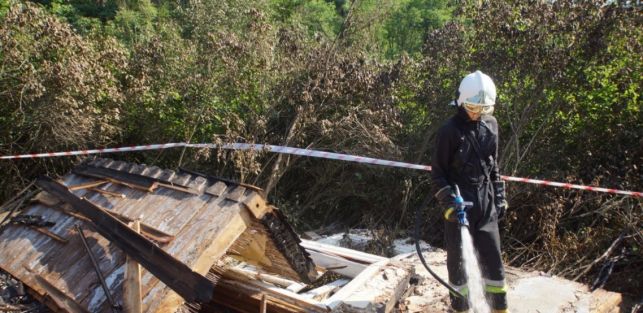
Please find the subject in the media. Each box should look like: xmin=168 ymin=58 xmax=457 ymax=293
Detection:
xmin=445 ymin=180 xmax=507 ymax=311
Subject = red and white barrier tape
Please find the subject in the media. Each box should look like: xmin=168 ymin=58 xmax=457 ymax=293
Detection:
xmin=1 ymin=142 xmax=640 ymax=198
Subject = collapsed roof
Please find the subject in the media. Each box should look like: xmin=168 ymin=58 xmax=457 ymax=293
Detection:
xmin=0 ymin=158 xmax=316 ymax=312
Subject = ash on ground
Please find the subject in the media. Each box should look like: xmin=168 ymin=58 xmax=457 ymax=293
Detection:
xmin=0 ymin=270 xmax=49 ymax=312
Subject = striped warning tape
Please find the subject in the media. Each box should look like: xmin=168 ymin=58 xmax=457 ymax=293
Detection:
xmin=1 ymin=142 xmax=640 ymax=198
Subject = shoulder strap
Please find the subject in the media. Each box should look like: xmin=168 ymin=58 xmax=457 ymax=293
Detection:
xmin=463 ymin=130 xmax=492 ymax=182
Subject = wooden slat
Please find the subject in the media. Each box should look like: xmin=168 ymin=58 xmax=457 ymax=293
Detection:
xmin=88 ymin=187 xmax=126 ymax=198
xmin=72 ymin=165 xmax=156 ymax=192
xmin=88 ymin=158 xmax=108 ymax=168
xmin=322 ymin=259 xmax=389 ymax=309
xmin=205 ymin=182 xmax=227 ymax=197
xmin=124 ymin=221 xmax=142 ymax=313
xmin=170 ymin=173 xmax=192 ymax=187
xmin=130 ymin=164 xmax=148 ymax=176
xmin=225 ymin=186 xmax=246 ymax=202
xmin=145 ymin=166 xmax=163 ymax=179
xmin=158 ymin=170 xmax=175 ymax=182
xmin=300 ymin=240 xmax=387 ymax=265
xmin=35 ymin=176 xmax=215 ymax=304
xmin=108 ymin=160 xmax=127 ymax=171
xmin=178 ymin=168 xmax=265 ymax=193
xmin=188 ymin=176 xmax=208 ymax=194
xmin=156 ymin=183 xmax=200 ymax=195
xmin=68 ymin=180 xmax=108 ymax=191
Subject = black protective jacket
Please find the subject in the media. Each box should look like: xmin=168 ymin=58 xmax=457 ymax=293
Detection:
xmin=432 ymin=107 xmax=500 ymax=193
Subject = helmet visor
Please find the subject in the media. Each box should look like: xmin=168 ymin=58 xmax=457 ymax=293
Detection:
xmin=463 ymin=103 xmax=494 ymax=115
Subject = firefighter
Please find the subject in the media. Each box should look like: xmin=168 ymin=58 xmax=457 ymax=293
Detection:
xmin=431 ymin=70 xmax=509 ymax=313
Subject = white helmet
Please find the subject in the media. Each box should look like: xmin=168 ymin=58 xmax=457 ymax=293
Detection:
xmin=455 ymin=70 xmax=496 ymax=115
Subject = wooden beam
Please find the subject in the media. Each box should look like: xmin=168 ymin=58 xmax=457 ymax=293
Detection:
xmin=68 ymin=180 xmax=108 ymax=191
xmin=241 ymin=192 xmax=269 ymax=219
xmin=123 ymin=221 xmax=142 ymax=313
xmin=29 ymin=226 xmax=69 ymax=244
xmin=322 ymin=260 xmax=389 ymax=309
xmin=300 ymin=240 xmax=387 ymax=265
xmin=156 ymin=182 xmax=200 ymax=195
xmin=88 ymin=187 xmax=126 ymax=198
xmin=35 ymin=176 xmax=215 ymax=303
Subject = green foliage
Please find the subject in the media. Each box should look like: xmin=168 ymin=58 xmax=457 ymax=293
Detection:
xmin=0 ymin=0 xmax=641 ymax=298
xmin=0 ymin=0 xmax=10 ymax=17
xmin=106 ymin=0 xmax=158 ymax=44
xmin=383 ymin=0 xmax=452 ymax=58
xmin=271 ymin=0 xmax=342 ymax=39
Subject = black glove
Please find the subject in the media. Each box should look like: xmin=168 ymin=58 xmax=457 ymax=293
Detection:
xmin=435 ymin=185 xmax=457 ymax=222
xmin=493 ymin=180 xmax=508 ymax=220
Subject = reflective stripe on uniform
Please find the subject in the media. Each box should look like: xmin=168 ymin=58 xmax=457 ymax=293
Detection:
xmin=449 ymin=282 xmax=469 ymax=296
xmin=444 ymin=207 xmax=455 ymax=220
xmin=484 ymin=279 xmax=507 ymax=294
xmin=485 ymin=285 xmax=507 ymax=294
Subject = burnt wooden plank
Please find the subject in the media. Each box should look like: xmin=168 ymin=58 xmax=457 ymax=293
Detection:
xmin=205 ymin=182 xmax=227 ymax=198
xmin=171 ymin=173 xmax=192 ymax=187
xmin=158 ymin=170 xmax=175 ymax=182
xmin=106 ymin=160 xmax=127 ymax=171
xmin=88 ymin=158 xmax=108 ymax=168
xmin=73 ymin=165 xmax=156 ymax=192
xmin=145 ymin=166 xmax=163 ymax=179
xmin=179 ymin=168 xmax=265 ymax=193
xmin=188 ymin=176 xmax=208 ymax=195
xmin=100 ymin=159 xmax=115 ymax=169
xmin=129 ymin=164 xmax=147 ymax=175
xmin=262 ymin=208 xmax=317 ymax=283
xmin=225 ymin=186 xmax=246 ymax=202
xmin=35 ymin=176 xmax=215 ymax=304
